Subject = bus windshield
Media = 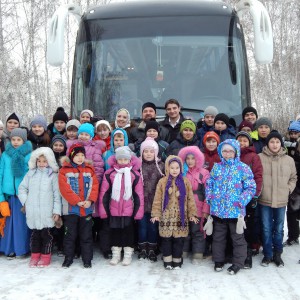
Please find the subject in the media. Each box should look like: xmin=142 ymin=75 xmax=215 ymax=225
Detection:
xmin=72 ymin=15 xmax=249 ymax=122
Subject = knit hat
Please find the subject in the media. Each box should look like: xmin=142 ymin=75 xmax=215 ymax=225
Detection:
xmin=69 ymin=143 xmax=85 ymax=162
xmin=113 ymin=129 xmax=125 ymax=137
xmin=52 ymin=107 xmax=68 ymax=123
xmin=80 ymin=109 xmax=94 ymax=118
xmin=202 ymin=131 xmax=221 ymax=146
xmin=288 ymin=120 xmax=300 ymax=133
xmin=77 ymin=123 xmax=95 ymax=138
xmin=238 ymin=120 xmax=254 ymax=132
xmin=221 ymin=143 xmax=235 ymax=153
xmin=236 ymin=131 xmax=253 ymax=145
xmin=115 ymin=146 xmax=132 ymax=160
xmin=95 ymin=120 xmax=112 ymax=132
xmin=254 ymin=117 xmax=272 ymax=130
xmin=10 ymin=128 xmax=27 ymax=142
xmin=140 ymin=137 xmax=159 ymax=158
xmin=142 ymin=102 xmax=156 ymax=113
xmin=204 ymin=106 xmax=218 ymax=117
xmin=214 ymin=113 xmax=230 ymax=127
xmin=145 ymin=120 xmax=160 ymax=133
xmin=266 ymin=130 xmax=284 ymax=147
xmin=242 ymin=106 xmax=258 ymax=119
xmin=30 ymin=115 xmax=47 ymax=131
xmin=6 ymin=113 xmax=20 ymax=124
xmin=51 ymin=134 xmax=67 ymax=148
xmin=66 ymin=119 xmax=81 ymax=130
xmin=180 ymin=120 xmax=196 ymax=133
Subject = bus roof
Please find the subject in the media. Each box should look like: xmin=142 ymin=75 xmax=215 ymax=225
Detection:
xmin=85 ymin=1 xmax=234 ymax=20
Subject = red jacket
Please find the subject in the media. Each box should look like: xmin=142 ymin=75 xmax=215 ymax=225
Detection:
xmin=202 ymin=148 xmax=221 ymax=172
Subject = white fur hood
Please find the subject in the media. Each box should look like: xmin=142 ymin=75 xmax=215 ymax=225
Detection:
xmin=28 ymin=147 xmax=59 ymax=172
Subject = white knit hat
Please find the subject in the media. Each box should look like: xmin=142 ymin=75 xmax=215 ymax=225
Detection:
xmin=115 ymin=146 xmax=132 ymax=160
xmin=66 ymin=119 xmax=81 ymax=130
xmin=95 ymin=120 xmax=112 ymax=132
xmin=80 ymin=109 xmax=94 ymax=118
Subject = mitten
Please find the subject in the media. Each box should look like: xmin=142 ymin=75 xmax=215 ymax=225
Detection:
xmin=203 ymin=215 xmax=213 ymax=235
xmin=236 ymin=215 xmax=247 ymax=234
xmin=0 ymin=202 xmax=10 ymax=237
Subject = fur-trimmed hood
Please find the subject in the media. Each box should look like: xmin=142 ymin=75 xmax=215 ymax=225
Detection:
xmin=178 ymin=146 xmax=205 ymax=171
xmin=164 ymin=155 xmax=184 ymax=177
xmin=28 ymin=147 xmax=59 ymax=172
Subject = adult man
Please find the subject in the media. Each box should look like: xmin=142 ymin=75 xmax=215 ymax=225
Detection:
xmin=159 ymin=99 xmax=186 ymax=143
xmin=130 ymin=102 xmax=169 ymax=142
xmin=242 ymin=107 xmax=258 ymax=125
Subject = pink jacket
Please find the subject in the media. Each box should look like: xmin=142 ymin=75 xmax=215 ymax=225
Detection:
xmin=98 ymin=155 xmax=144 ymax=220
xmin=178 ymin=146 xmax=210 ymax=217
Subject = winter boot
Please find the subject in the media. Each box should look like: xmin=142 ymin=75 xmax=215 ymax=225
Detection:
xmin=182 ymin=251 xmax=189 ymax=258
xmin=273 ymin=252 xmax=284 ymax=267
xmin=62 ymin=257 xmax=73 ymax=268
xmin=227 ymin=264 xmax=240 ymax=275
xmin=37 ymin=254 xmax=51 ymax=268
xmin=122 ymin=247 xmax=134 ymax=266
xmin=110 ymin=247 xmax=122 ymax=265
xmin=138 ymin=243 xmax=148 ymax=260
xmin=214 ymin=262 xmax=224 ymax=272
xmin=163 ymin=255 xmax=173 ymax=270
xmin=244 ymin=248 xmax=253 ymax=269
xmin=192 ymin=253 xmax=203 ymax=265
xmin=29 ymin=253 xmax=41 ymax=268
xmin=261 ymin=257 xmax=272 ymax=267
xmin=148 ymin=243 xmax=158 ymax=262
xmin=172 ymin=257 xmax=183 ymax=269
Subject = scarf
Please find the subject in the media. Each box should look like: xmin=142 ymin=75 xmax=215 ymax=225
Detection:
xmin=112 ymin=166 xmax=132 ymax=201
xmin=5 ymin=141 xmax=32 ymax=177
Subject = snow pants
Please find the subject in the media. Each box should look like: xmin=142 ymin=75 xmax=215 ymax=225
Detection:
xmin=183 ymin=220 xmax=205 ymax=254
xmin=31 ymin=228 xmax=53 ymax=254
xmin=161 ymin=236 xmax=185 ymax=259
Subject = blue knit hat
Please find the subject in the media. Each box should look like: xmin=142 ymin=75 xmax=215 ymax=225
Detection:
xmin=288 ymin=121 xmax=300 ymax=133
xmin=30 ymin=115 xmax=47 ymax=130
xmin=77 ymin=123 xmax=94 ymax=138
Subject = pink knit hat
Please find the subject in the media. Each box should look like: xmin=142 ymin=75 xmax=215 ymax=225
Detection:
xmin=140 ymin=137 xmax=159 ymax=159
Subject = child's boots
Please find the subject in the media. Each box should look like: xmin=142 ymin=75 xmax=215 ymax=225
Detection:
xmin=122 ymin=247 xmax=134 ymax=266
xmin=138 ymin=243 xmax=148 ymax=260
xmin=163 ymin=255 xmax=173 ymax=270
xmin=37 ymin=254 xmax=51 ymax=267
xmin=29 ymin=253 xmax=41 ymax=267
xmin=110 ymin=246 xmax=122 ymax=265
xmin=148 ymin=243 xmax=158 ymax=262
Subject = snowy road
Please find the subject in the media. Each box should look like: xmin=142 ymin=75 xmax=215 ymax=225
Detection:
xmin=0 ymin=244 xmax=299 ymax=300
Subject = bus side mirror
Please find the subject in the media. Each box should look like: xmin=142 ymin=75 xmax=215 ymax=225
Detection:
xmin=236 ymin=0 xmax=273 ymax=65
xmin=47 ymin=4 xmax=81 ymax=67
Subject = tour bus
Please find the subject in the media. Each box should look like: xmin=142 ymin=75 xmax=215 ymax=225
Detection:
xmin=47 ymin=0 xmax=273 ymax=123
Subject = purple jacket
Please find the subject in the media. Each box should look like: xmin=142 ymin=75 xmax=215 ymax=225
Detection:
xmin=98 ymin=155 xmax=144 ymax=220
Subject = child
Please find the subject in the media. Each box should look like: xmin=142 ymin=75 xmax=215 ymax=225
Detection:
xmin=201 ymin=131 xmax=221 ymax=172
xmin=99 ymin=146 xmax=144 ymax=266
xmin=252 ymin=117 xmax=272 ymax=153
xmin=238 ymin=120 xmax=253 ymax=134
xmin=213 ymin=113 xmax=236 ymax=142
xmin=138 ymin=138 xmax=164 ymax=262
xmin=0 ymin=120 xmax=4 ymax=157
xmin=65 ymin=119 xmax=81 ymax=140
xmin=206 ymin=139 xmax=256 ymax=275
xmin=94 ymin=120 xmax=112 ymax=153
xmin=18 ymin=147 xmax=62 ymax=267
xmin=103 ymin=128 xmax=129 ymax=170
xmin=51 ymin=135 xmax=67 ymax=168
xmin=0 ymin=128 xmax=32 ymax=258
xmin=151 ymin=155 xmax=198 ymax=270
xmin=27 ymin=115 xmax=51 ymax=150
xmin=47 ymin=107 xmax=69 ymax=139
xmin=59 ymin=143 xmax=99 ymax=268
xmin=80 ymin=109 xmax=94 ymax=124
xmin=236 ymin=131 xmax=263 ymax=268
xmin=178 ymin=146 xmax=210 ymax=264
xmin=258 ymin=131 xmax=297 ymax=267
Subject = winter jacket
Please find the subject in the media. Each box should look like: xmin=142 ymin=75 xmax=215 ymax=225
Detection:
xmin=206 ymin=139 xmax=256 ymax=219
xmin=151 ymin=155 xmax=198 ymax=238
xmin=159 ymin=113 xmax=186 ymax=143
xmin=47 ymin=123 xmax=66 ymax=140
xmin=67 ymin=139 xmax=105 ymax=182
xmin=103 ymin=128 xmax=129 ymax=170
xmin=240 ymin=146 xmax=263 ymax=197
xmin=258 ymin=146 xmax=297 ymax=208
xmin=165 ymin=133 xmax=199 ymax=157
xmin=27 ymin=130 xmax=51 ymax=150
xmin=214 ymin=125 xmax=236 ymax=142
xmin=0 ymin=141 xmax=32 ymax=201
xmin=141 ymin=159 xmax=165 ymax=213
xmin=18 ymin=148 xmax=61 ymax=229
xmin=59 ymin=157 xmax=99 ymax=217
xmin=98 ymin=155 xmax=144 ymax=220
xmin=197 ymin=123 xmax=214 ymax=148
xmin=93 ymin=135 xmax=110 ymax=153
xmin=178 ymin=146 xmax=210 ymax=217
xmin=202 ymin=148 xmax=221 ymax=172
xmin=253 ymin=137 xmax=267 ymax=154
xmin=285 ymin=137 xmax=300 ymax=188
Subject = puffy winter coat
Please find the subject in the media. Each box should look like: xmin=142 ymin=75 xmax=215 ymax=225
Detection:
xmin=18 ymin=147 xmax=61 ymax=229
xmin=197 ymin=123 xmax=214 ymax=148
xmin=165 ymin=133 xmax=199 ymax=157
xmin=214 ymin=125 xmax=236 ymax=142
xmin=202 ymin=148 xmax=221 ymax=172
xmin=206 ymin=139 xmax=256 ymax=218
xmin=253 ymin=137 xmax=267 ymax=154
xmin=59 ymin=157 xmax=99 ymax=217
xmin=67 ymin=139 xmax=105 ymax=182
xmin=27 ymin=130 xmax=51 ymax=150
xmin=98 ymin=155 xmax=144 ymax=220
xmin=93 ymin=135 xmax=110 ymax=153
xmin=258 ymin=146 xmax=297 ymax=208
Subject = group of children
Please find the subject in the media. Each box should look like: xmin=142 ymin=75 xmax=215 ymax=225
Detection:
xmin=0 ymin=103 xmax=299 ymax=276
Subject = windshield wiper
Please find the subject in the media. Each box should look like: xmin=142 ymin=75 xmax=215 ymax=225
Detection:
xmin=228 ymin=15 xmax=237 ymax=85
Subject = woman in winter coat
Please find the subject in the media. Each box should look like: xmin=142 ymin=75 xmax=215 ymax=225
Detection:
xmin=2 ymin=113 xmax=21 ymax=146
xmin=18 ymin=147 xmax=62 ymax=267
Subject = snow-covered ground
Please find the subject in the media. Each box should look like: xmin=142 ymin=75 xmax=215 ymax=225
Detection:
xmin=1 ymin=242 xmax=299 ymax=300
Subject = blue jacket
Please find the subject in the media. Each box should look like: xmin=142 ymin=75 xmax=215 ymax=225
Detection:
xmin=197 ymin=123 xmax=214 ymax=147
xmin=206 ymin=139 xmax=256 ymax=218
xmin=214 ymin=125 xmax=236 ymax=142
xmin=103 ymin=128 xmax=129 ymax=170
xmin=0 ymin=142 xmax=32 ymax=201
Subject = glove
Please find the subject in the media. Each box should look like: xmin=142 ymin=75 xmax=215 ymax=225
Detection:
xmin=203 ymin=215 xmax=213 ymax=235
xmin=236 ymin=215 xmax=247 ymax=234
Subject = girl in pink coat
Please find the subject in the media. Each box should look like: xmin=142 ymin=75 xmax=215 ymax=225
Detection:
xmin=178 ymin=146 xmax=210 ymax=264
xmin=98 ymin=146 xmax=144 ymax=266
